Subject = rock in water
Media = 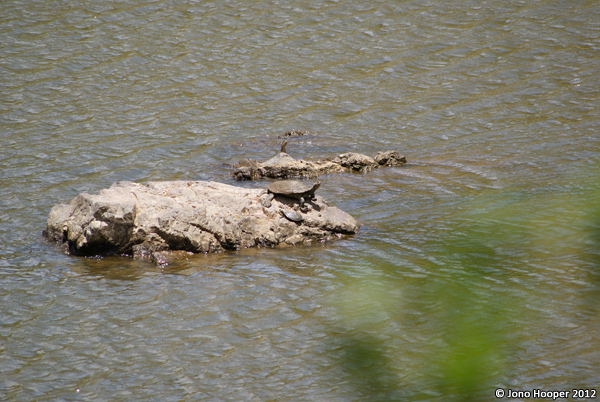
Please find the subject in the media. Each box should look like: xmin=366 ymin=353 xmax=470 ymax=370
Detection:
xmin=45 ymin=180 xmax=360 ymax=263
xmin=332 ymin=152 xmax=377 ymax=171
xmin=233 ymin=152 xmax=343 ymax=180
xmin=375 ymin=150 xmax=407 ymax=167
xmin=232 ymin=150 xmax=407 ymax=180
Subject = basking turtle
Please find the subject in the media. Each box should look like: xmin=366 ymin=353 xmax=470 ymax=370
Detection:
xmin=280 ymin=209 xmax=303 ymax=222
xmin=263 ymin=180 xmax=321 ymax=208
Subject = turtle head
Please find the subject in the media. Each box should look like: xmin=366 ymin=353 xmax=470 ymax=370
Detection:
xmin=310 ymin=182 xmax=321 ymax=195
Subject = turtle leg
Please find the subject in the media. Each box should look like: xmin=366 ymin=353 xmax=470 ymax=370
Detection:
xmin=299 ymin=196 xmax=311 ymax=212
xmin=261 ymin=193 xmax=274 ymax=208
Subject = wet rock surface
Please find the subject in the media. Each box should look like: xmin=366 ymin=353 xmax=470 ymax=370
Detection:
xmin=45 ymin=180 xmax=360 ymax=264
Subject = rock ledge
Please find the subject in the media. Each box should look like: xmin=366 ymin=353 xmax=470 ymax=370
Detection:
xmin=233 ymin=150 xmax=406 ymax=180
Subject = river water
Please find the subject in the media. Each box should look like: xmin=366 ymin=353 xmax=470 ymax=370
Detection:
xmin=1 ymin=0 xmax=599 ymax=401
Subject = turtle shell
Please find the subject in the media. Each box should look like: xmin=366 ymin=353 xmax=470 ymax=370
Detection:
xmin=267 ymin=180 xmax=319 ymax=197
xmin=280 ymin=209 xmax=304 ymax=222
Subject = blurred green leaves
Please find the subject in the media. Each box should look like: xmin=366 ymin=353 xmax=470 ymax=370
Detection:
xmin=334 ymin=168 xmax=600 ymax=401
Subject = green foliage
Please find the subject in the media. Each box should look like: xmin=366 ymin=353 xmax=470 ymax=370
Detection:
xmin=335 ymin=168 xmax=600 ymax=400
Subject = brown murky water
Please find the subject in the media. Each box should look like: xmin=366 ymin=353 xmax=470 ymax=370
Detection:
xmin=1 ymin=0 xmax=599 ymax=400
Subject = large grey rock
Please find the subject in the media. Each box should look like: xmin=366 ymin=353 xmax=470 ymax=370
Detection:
xmin=45 ymin=180 xmax=360 ymax=263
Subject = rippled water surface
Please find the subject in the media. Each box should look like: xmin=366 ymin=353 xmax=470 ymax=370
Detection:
xmin=1 ymin=0 xmax=599 ymax=400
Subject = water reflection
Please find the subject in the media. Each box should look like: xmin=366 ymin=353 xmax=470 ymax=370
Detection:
xmin=64 ymin=241 xmax=346 ymax=280
xmin=72 ymin=256 xmax=162 ymax=280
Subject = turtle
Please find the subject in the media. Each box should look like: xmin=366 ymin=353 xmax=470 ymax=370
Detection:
xmin=263 ymin=180 xmax=321 ymax=209
xmin=280 ymin=209 xmax=303 ymax=222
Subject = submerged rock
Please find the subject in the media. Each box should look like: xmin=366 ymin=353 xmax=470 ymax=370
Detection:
xmin=44 ymin=180 xmax=360 ymax=264
xmin=280 ymin=129 xmax=313 ymax=137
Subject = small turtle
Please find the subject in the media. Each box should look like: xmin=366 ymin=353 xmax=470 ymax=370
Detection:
xmin=280 ymin=209 xmax=303 ymax=222
xmin=265 ymin=180 xmax=321 ymax=209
